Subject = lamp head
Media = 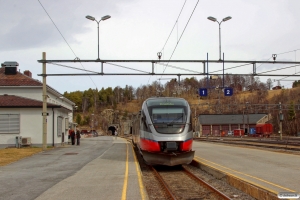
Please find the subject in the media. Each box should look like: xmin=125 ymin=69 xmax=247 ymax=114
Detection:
xmin=222 ymin=16 xmax=232 ymax=22
xmin=86 ymin=15 xmax=95 ymax=21
xmin=207 ymin=16 xmax=217 ymax=22
xmin=101 ymin=15 xmax=111 ymax=21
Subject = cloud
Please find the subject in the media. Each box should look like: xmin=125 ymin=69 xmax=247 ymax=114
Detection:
xmin=0 ymin=0 xmax=135 ymax=51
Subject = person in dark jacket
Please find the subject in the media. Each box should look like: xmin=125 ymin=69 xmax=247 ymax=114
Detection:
xmin=71 ymin=130 xmax=75 ymax=145
xmin=76 ymin=130 xmax=81 ymax=145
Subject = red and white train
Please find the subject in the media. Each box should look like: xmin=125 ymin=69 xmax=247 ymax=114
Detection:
xmin=132 ymin=97 xmax=194 ymax=166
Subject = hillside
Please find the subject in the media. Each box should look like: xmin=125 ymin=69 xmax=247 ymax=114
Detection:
xmin=78 ymin=88 xmax=300 ymax=136
xmin=116 ymin=89 xmax=287 ymax=113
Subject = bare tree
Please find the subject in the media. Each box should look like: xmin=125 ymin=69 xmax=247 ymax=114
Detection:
xmin=266 ymin=78 xmax=273 ymax=90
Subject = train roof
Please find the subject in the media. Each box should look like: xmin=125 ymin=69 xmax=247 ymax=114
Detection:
xmin=144 ymin=97 xmax=189 ymax=106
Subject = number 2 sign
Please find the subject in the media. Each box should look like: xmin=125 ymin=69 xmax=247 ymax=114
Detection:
xmin=224 ymin=88 xmax=233 ymax=96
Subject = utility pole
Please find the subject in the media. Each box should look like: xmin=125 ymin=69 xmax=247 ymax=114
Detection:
xmin=243 ymin=109 xmax=245 ymax=133
xmin=246 ymin=102 xmax=249 ymax=135
xmin=194 ymin=107 xmax=197 ymax=137
xmin=42 ymin=52 xmax=47 ymax=151
xmin=279 ymin=102 xmax=283 ymax=140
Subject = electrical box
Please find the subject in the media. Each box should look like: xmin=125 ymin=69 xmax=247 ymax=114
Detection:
xmin=210 ymin=75 xmax=218 ymax=80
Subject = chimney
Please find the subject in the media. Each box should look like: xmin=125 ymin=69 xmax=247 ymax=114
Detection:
xmin=1 ymin=61 xmax=18 ymax=75
xmin=24 ymin=70 xmax=32 ymax=78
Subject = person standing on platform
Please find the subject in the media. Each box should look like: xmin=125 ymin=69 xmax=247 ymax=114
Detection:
xmin=76 ymin=129 xmax=81 ymax=145
xmin=68 ymin=129 xmax=72 ymax=144
xmin=71 ymin=129 xmax=75 ymax=145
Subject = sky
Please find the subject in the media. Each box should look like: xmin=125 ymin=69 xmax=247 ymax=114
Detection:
xmin=1 ymin=0 xmax=300 ymax=94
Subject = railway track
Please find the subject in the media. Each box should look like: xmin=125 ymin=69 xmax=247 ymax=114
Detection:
xmin=151 ymin=165 xmax=231 ymax=200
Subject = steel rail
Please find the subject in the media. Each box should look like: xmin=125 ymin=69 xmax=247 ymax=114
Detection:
xmin=150 ymin=166 xmax=177 ymax=200
xmin=182 ymin=166 xmax=232 ymax=200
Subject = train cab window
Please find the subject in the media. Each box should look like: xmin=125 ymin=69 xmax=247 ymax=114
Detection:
xmin=146 ymin=98 xmax=190 ymax=134
xmin=151 ymin=108 xmax=186 ymax=124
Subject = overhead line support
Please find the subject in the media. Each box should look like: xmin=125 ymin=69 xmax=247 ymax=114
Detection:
xmin=37 ymin=59 xmax=300 ymax=65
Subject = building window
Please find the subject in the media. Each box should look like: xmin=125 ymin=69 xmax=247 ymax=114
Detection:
xmin=0 ymin=114 xmax=20 ymax=134
xmin=57 ymin=116 xmax=63 ymax=136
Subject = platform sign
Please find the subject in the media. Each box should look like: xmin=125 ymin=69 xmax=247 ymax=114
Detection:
xmin=198 ymin=88 xmax=208 ymax=96
xmin=224 ymin=88 xmax=233 ymax=96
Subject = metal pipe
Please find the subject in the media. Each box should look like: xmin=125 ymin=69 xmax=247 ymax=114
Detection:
xmin=219 ymin=22 xmax=221 ymax=60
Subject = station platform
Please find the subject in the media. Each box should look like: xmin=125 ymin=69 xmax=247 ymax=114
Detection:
xmin=36 ymin=136 xmax=148 ymax=200
xmin=0 ymin=136 xmax=148 ymax=200
xmin=193 ymin=141 xmax=300 ymax=199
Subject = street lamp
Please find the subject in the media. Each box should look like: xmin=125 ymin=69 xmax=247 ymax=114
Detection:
xmin=207 ymin=16 xmax=232 ymax=61
xmin=91 ymin=113 xmax=94 ymax=134
xmin=246 ymin=102 xmax=249 ymax=135
xmin=85 ymin=15 xmax=111 ymax=60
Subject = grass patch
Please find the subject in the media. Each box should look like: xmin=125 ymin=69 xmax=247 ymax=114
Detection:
xmin=0 ymin=147 xmax=43 ymax=166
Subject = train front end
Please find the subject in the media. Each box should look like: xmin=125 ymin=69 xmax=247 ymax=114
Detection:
xmin=139 ymin=97 xmax=194 ymax=166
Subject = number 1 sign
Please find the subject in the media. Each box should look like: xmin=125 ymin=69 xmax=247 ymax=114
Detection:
xmin=198 ymin=88 xmax=208 ymax=96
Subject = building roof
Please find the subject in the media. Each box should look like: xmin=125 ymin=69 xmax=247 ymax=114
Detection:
xmin=198 ymin=114 xmax=267 ymax=125
xmin=0 ymin=94 xmax=61 ymax=108
xmin=0 ymin=67 xmax=42 ymax=86
xmin=0 ymin=66 xmax=75 ymax=106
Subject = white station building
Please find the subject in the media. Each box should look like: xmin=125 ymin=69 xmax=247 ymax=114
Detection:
xmin=0 ymin=61 xmax=75 ymax=148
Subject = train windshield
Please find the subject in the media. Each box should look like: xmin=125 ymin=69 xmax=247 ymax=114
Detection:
xmin=146 ymin=99 xmax=188 ymax=134
xmin=152 ymin=108 xmax=185 ymax=123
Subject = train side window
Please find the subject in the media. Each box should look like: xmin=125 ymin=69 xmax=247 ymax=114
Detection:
xmin=141 ymin=111 xmax=150 ymax=132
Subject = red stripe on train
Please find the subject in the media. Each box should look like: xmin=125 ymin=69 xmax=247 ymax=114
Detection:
xmin=180 ymin=139 xmax=193 ymax=151
xmin=140 ymin=138 xmax=160 ymax=152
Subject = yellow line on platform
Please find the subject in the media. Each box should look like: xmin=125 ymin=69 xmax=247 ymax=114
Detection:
xmin=195 ymin=156 xmax=295 ymax=193
xmin=131 ymin=144 xmax=147 ymax=200
xmin=122 ymin=143 xmax=129 ymax=200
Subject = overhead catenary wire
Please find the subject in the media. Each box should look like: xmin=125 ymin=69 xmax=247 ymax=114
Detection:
xmin=147 ymin=0 xmax=188 ymax=86
xmin=160 ymin=0 xmax=187 ymax=53
xmin=257 ymin=64 xmax=300 ymax=74
xmin=37 ymin=0 xmax=98 ymax=90
xmin=210 ymin=63 xmax=252 ymax=73
xmin=255 ymin=48 xmax=300 ymax=71
xmin=106 ymin=63 xmax=150 ymax=74
xmin=276 ymin=70 xmax=300 ymax=82
xmin=156 ymin=63 xmax=199 ymax=73
xmin=50 ymin=63 xmax=99 ymax=73
xmin=52 ymin=62 xmax=151 ymax=74
xmin=160 ymin=0 xmax=200 ymax=78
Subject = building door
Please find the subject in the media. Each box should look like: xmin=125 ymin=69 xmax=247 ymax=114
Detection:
xmin=212 ymin=125 xmax=220 ymax=136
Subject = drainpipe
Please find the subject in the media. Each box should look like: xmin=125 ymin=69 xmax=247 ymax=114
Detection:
xmin=52 ymin=108 xmax=55 ymax=147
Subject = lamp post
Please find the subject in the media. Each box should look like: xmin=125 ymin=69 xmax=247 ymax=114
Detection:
xmin=207 ymin=16 xmax=232 ymax=61
xmin=91 ymin=113 xmax=94 ymax=133
xmin=86 ymin=15 xmax=111 ymax=60
xmin=246 ymin=102 xmax=249 ymax=135
xmin=243 ymin=109 xmax=245 ymax=134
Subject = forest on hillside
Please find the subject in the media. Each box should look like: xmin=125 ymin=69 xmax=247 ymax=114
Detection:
xmin=63 ymin=74 xmax=300 ymax=136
